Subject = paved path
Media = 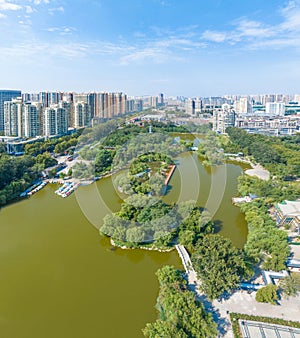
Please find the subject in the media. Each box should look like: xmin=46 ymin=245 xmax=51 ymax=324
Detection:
xmin=210 ymin=291 xmax=300 ymax=337
xmin=175 ymin=245 xmax=300 ymax=338
xmin=245 ymin=164 xmax=270 ymax=181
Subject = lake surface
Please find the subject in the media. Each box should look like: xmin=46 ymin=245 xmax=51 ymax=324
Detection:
xmin=0 ymin=152 xmax=248 ymax=338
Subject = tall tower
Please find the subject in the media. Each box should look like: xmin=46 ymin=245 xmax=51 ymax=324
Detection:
xmin=74 ymin=102 xmax=91 ymax=128
xmin=186 ymin=98 xmax=196 ymax=116
xmin=213 ymin=104 xmax=235 ymax=133
xmin=4 ymin=98 xmax=23 ymax=137
xmin=0 ymin=89 xmax=22 ymax=132
xmin=23 ymin=103 xmax=40 ymax=138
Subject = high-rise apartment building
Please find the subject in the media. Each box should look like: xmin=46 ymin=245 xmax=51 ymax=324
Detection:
xmin=134 ymin=99 xmax=143 ymax=112
xmin=4 ymin=98 xmax=23 ymax=137
xmin=23 ymin=103 xmax=40 ymax=138
xmin=74 ymin=102 xmax=91 ymax=128
xmin=3 ymin=90 xmax=129 ymax=137
xmin=126 ymin=99 xmax=135 ymax=113
xmin=213 ymin=104 xmax=236 ymax=133
xmin=150 ymin=96 xmax=158 ymax=108
xmin=157 ymin=93 xmax=164 ymax=107
xmin=265 ymin=102 xmax=285 ymax=116
xmin=235 ymin=97 xmax=252 ymax=114
xmin=58 ymin=101 xmax=71 ymax=128
xmin=194 ymin=98 xmax=202 ymax=113
xmin=186 ymin=98 xmax=196 ymax=116
xmin=44 ymin=106 xmax=68 ymax=136
xmin=0 ymin=90 xmax=22 ymax=131
xmin=294 ymin=94 xmax=300 ymax=104
xmin=39 ymin=91 xmax=63 ymax=107
xmin=93 ymin=92 xmax=127 ymax=118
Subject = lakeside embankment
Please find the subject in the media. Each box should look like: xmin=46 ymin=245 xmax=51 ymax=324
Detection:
xmin=245 ymin=163 xmax=270 ymax=181
xmin=226 ymin=155 xmax=270 ymax=181
xmin=110 ymin=239 xmax=174 ymax=252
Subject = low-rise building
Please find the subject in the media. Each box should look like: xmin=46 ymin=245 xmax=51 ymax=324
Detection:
xmin=235 ymin=115 xmax=300 ymax=135
xmin=274 ymin=200 xmax=300 ymax=233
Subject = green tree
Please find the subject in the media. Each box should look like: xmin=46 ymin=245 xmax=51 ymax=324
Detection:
xmin=95 ymin=149 xmax=114 ymax=174
xmin=126 ymin=227 xmax=146 ymax=243
xmin=256 ymin=284 xmax=278 ymax=305
xmin=192 ymin=234 xmax=252 ymax=300
xmin=143 ymin=266 xmax=217 ymax=338
xmin=279 ymin=273 xmax=300 ymax=297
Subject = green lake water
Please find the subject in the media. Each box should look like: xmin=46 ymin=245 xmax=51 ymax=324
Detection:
xmin=0 ymin=152 xmax=248 ymax=338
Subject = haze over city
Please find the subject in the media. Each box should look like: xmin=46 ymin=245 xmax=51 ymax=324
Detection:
xmin=0 ymin=0 xmax=300 ymax=96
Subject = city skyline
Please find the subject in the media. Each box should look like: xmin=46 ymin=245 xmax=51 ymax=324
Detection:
xmin=0 ymin=0 xmax=300 ymax=96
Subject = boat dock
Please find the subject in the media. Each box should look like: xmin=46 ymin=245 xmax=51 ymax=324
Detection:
xmin=54 ymin=182 xmax=80 ymax=198
xmin=232 ymin=196 xmax=252 ymax=204
xmin=20 ymin=181 xmax=48 ymax=197
xmin=164 ymin=164 xmax=176 ymax=186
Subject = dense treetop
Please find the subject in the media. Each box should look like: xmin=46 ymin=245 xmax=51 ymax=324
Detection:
xmin=192 ymin=234 xmax=252 ymax=300
xmin=143 ymin=265 xmax=217 ymax=338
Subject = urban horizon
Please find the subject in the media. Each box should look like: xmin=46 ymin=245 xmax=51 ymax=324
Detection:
xmin=2 ymin=88 xmax=300 ymax=98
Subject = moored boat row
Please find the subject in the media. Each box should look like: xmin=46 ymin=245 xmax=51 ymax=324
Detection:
xmin=54 ymin=182 xmax=80 ymax=198
xmin=20 ymin=181 xmax=48 ymax=197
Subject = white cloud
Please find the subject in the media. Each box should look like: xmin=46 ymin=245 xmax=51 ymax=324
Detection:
xmin=202 ymin=30 xmax=229 ymax=43
xmin=48 ymin=6 xmax=64 ymax=14
xmin=0 ymin=1 xmax=22 ymax=11
xmin=46 ymin=26 xmax=76 ymax=35
xmin=120 ymin=48 xmax=170 ymax=64
xmin=0 ymin=12 xmax=6 ymax=18
xmin=32 ymin=0 xmax=50 ymax=5
xmin=0 ymin=41 xmax=90 ymax=59
xmin=280 ymin=0 xmax=300 ymax=31
xmin=235 ymin=19 xmax=274 ymax=38
xmin=201 ymin=1 xmax=300 ymax=51
xmin=25 ymin=5 xmax=35 ymax=14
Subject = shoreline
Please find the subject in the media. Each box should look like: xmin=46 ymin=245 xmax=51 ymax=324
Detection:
xmin=110 ymin=238 xmax=174 ymax=252
xmin=244 ymin=163 xmax=270 ymax=181
xmin=225 ymin=155 xmax=271 ymax=181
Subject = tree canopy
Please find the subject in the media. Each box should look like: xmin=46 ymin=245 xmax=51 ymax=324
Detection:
xmin=143 ymin=266 xmax=217 ymax=338
xmin=255 ymin=284 xmax=278 ymax=305
xmin=225 ymin=127 xmax=300 ymax=179
xmin=192 ymin=234 xmax=252 ymax=300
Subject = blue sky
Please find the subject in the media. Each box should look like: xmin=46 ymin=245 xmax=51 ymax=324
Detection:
xmin=0 ymin=0 xmax=300 ymax=96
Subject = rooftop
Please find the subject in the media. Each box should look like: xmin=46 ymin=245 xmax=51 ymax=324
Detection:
xmin=277 ymin=200 xmax=300 ymax=216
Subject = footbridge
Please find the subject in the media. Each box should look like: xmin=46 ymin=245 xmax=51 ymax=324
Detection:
xmin=175 ymin=244 xmax=198 ymax=285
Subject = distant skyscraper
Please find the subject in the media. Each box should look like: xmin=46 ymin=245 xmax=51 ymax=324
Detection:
xmin=134 ymin=99 xmax=143 ymax=112
xmin=0 ymin=89 xmax=21 ymax=131
xmin=294 ymin=94 xmax=300 ymax=104
xmin=235 ymin=97 xmax=252 ymax=114
xmin=186 ymin=98 xmax=196 ymax=116
xmin=126 ymin=99 xmax=135 ymax=113
xmin=150 ymin=96 xmax=158 ymax=108
xmin=88 ymin=93 xmax=96 ymax=118
xmin=194 ymin=98 xmax=202 ymax=112
xmin=157 ymin=93 xmax=164 ymax=107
